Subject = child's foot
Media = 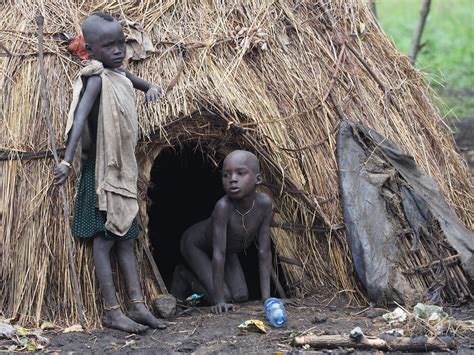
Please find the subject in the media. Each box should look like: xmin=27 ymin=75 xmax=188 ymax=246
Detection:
xmin=128 ymin=303 xmax=168 ymax=329
xmin=103 ymin=309 xmax=149 ymax=333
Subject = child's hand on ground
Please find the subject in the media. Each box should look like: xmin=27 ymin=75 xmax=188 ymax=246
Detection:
xmin=54 ymin=162 xmax=71 ymax=185
xmin=145 ymin=85 xmax=162 ymax=103
xmin=210 ymin=302 xmax=235 ymax=314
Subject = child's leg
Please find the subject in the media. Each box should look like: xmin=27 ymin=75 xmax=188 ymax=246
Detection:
xmin=224 ymin=253 xmax=249 ymax=303
xmin=93 ymin=233 xmax=148 ymax=333
xmin=171 ymin=264 xmax=208 ymax=301
xmin=115 ymin=238 xmax=167 ymax=329
xmin=170 ymin=264 xmax=192 ymax=300
xmin=181 ymin=231 xmax=232 ymax=303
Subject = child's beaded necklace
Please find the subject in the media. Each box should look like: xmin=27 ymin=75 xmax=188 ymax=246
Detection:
xmin=234 ymin=199 xmax=255 ymax=253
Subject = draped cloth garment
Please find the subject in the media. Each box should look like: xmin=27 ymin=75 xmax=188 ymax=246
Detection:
xmin=65 ymin=60 xmax=139 ymax=236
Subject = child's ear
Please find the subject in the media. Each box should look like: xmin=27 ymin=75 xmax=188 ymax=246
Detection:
xmin=256 ymin=173 xmax=263 ymax=185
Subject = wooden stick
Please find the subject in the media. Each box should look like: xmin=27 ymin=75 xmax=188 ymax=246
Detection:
xmin=293 ymin=334 xmax=456 ymax=351
xmin=36 ymin=15 xmax=85 ymax=327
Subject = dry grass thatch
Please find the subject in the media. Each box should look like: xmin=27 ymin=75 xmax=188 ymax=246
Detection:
xmin=0 ymin=0 xmax=472 ymax=327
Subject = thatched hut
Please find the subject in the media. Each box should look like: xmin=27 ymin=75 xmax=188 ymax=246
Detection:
xmin=1 ymin=1 xmax=472 ymax=327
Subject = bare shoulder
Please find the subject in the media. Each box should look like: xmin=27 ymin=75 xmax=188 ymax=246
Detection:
xmin=84 ymin=75 xmax=102 ymax=92
xmin=256 ymin=192 xmax=272 ymax=211
xmin=212 ymin=196 xmax=233 ymax=218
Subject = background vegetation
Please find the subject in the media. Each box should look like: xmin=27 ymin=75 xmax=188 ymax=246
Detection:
xmin=376 ymin=0 xmax=473 ymax=118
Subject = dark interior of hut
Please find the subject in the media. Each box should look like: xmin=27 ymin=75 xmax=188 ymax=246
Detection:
xmin=148 ymin=145 xmax=283 ymax=301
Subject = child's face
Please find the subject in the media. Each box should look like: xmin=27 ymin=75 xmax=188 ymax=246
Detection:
xmin=86 ymin=21 xmax=126 ymax=68
xmin=222 ymin=153 xmax=261 ymax=200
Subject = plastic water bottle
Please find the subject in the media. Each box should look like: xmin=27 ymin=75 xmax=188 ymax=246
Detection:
xmin=264 ymin=297 xmax=287 ymax=327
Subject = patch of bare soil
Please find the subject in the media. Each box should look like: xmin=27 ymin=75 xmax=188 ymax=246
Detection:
xmin=44 ymin=297 xmax=473 ymax=353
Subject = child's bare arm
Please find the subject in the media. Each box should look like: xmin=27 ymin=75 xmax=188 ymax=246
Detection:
xmin=121 ymin=68 xmax=162 ymax=103
xmin=210 ymin=199 xmax=234 ymax=313
xmin=54 ymin=76 xmax=102 ymax=185
xmin=257 ymin=194 xmax=273 ymax=302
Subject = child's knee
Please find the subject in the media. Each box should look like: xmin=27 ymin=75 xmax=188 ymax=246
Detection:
xmin=232 ymin=290 xmax=249 ymax=303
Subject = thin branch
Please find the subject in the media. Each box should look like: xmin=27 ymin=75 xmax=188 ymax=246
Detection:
xmin=409 ymin=0 xmax=431 ymax=65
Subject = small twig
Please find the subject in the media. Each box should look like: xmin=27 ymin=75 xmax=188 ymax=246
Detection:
xmin=325 ymin=289 xmax=356 ymax=306
xmin=350 ymin=307 xmax=370 ymax=316
xmin=189 ymin=317 xmax=202 ymax=336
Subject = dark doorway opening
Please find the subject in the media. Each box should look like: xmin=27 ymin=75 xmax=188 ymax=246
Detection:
xmin=148 ymin=145 xmax=223 ymax=290
xmin=148 ymin=145 xmax=284 ymax=300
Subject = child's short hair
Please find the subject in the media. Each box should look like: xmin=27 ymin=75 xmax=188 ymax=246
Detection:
xmin=82 ymin=12 xmax=118 ymax=42
xmin=89 ymin=12 xmax=115 ymax=22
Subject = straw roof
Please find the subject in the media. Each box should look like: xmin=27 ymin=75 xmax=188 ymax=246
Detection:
xmin=1 ymin=0 xmax=472 ymax=327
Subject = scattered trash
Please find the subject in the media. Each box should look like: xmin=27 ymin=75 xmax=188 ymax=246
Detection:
xmin=185 ymin=294 xmax=204 ymax=306
xmin=0 ymin=320 xmax=49 ymax=352
xmin=238 ymin=320 xmax=267 ymax=334
xmin=349 ymin=326 xmax=364 ymax=341
xmin=264 ymin=297 xmax=287 ymax=327
xmin=16 ymin=327 xmax=29 ymax=335
xmin=384 ymin=328 xmax=404 ymax=337
xmin=0 ymin=322 xmax=15 ymax=338
xmin=63 ymin=324 xmax=83 ymax=333
xmin=382 ymin=307 xmax=407 ymax=325
xmin=413 ymin=303 xmax=447 ymax=321
xmin=154 ymin=294 xmax=177 ymax=319
xmin=40 ymin=321 xmax=56 ymax=330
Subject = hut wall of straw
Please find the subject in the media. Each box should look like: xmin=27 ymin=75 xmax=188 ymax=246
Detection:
xmin=1 ymin=1 xmax=472 ymax=327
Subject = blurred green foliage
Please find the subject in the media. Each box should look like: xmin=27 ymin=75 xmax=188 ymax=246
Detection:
xmin=377 ymin=0 xmax=473 ymax=90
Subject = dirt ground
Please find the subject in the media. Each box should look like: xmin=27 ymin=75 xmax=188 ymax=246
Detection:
xmin=33 ymin=296 xmax=471 ymax=354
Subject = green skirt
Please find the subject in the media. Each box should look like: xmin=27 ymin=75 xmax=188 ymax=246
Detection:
xmin=72 ymin=160 xmax=138 ymax=241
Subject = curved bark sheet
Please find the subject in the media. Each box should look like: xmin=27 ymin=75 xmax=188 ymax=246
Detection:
xmin=337 ymin=120 xmax=473 ymax=305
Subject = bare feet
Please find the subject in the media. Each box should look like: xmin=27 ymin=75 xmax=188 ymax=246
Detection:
xmin=103 ymin=309 xmax=149 ymax=333
xmin=128 ymin=303 xmax=168 ymax=329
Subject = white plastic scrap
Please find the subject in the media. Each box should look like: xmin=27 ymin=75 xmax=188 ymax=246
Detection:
xmin=384 ymin=328 xmax=404 ymax=337
xmin=0 ymin=322 xmax=15 ymax=338
xmin=382 ymin=307 xmax=407 ymax=325
xmin=349 ymin=326 xmax=364 ymax=341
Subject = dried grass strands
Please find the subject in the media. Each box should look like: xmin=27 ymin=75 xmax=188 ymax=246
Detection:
xmin=1 ymin=0 xmax=472 ymax=326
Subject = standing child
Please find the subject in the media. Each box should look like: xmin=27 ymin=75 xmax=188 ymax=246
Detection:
xmin=54 ymin=12 xmax=165 ymax=333
xmin=171 ymin=150 xmax=273 ymax=313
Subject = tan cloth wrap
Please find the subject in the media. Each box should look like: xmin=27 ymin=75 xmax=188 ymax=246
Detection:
xmin=65 ymin=60 xmax=139 ymax=236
